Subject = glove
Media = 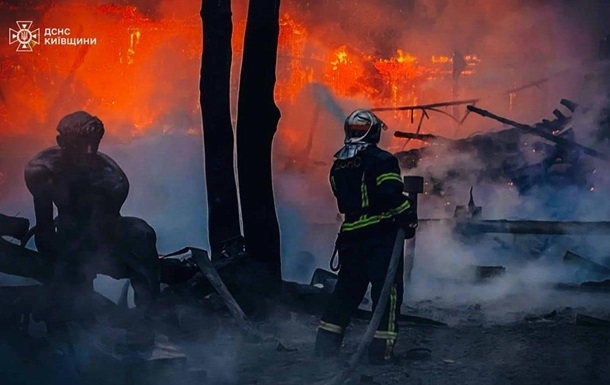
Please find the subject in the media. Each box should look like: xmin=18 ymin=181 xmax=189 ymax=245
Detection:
xmin=397 ymin=206 xmax=418 ymax=239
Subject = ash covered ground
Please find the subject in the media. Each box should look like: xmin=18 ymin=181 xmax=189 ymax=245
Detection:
xmin=2 ymin=199 xmax=610 ymax=385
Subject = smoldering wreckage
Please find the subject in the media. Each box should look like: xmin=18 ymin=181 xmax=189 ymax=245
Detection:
xmin=1 ymin=96 xmax=610 ymax=384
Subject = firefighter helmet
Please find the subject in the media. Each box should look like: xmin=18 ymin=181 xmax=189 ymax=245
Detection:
xmin=343 ymin=109 xmax=386 ymax=144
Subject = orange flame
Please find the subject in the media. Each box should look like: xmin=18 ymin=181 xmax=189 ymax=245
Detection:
xmin=0 ymin=3 xmax=479 ymax=143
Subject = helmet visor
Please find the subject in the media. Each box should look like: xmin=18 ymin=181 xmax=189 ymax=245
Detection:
xmin=346 ymin=120 xmax=387 ymax=143
xmin=347 ymin=122 xmax=372 ymax=140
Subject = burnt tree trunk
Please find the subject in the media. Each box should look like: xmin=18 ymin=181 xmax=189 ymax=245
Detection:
xmin=200 ymin=0 xmax=242 ymax=259
xmin=236 ymin=0 xmax=282 ymax=289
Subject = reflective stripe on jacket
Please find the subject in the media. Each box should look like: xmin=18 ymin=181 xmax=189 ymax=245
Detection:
xmin=329 ymin=146 xmax=410 ymax=233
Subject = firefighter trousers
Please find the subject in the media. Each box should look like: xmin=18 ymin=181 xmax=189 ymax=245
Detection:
xmin=318 ymin=227 xmax=404 ymax=348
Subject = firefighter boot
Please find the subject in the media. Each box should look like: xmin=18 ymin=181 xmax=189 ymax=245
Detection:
xmin=314 ymin=328 xmax=344 ymax=357
xmin=368 ymin=337 xmax=396 ymax=365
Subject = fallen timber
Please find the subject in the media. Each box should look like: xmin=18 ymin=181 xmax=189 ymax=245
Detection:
xmin=0 ymin=236 xmax=52 ymax=284
xmin=394 ymin=131 xmax=452 ymax=143
xmin=467 ymin=105 xmax=609 ymax=161
xmin=0 ymin=214 xmax=445 ymax=329
xmin=575 ymin=313 xmax=610 ymax=327
xmin=563 ymin=250 xmax=610 ymax=275
xmin=555 ymin=281 xmax=610 ymax=294
xmin=419 ymin=218 xmax=610 ymax=235
xmin=393 ymin=99 xmax=596 ymax=195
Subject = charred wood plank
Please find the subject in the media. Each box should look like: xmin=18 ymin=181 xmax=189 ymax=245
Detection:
xmin=420 ymin=219 xmax=610 ymax=235
xmin=371 ymin=98 xmax=480 ymax=112
xmin=467 ymin=105 xmax=609 ymax=161
xmin=188 ymin=247 xmax=251 ymax=333
xmin=0 ymin=238 xmax=51 ymax=283
xmin=563 ymin=251 xmax=610 ymax=276
xmin=0 ymin=213 xmax=29 ymax=241
xmin=560 ymin=99 xmax=578 ymax=113
xmin=394 ymin=131 xmax=453 ymax=143
xmin=554 ymin=282 xmax=610 ymax=293
xmin=186 ymin=246 xmax=277 ymax=342
xmin=460 ymin=220 xmax=610 ymax=235
xmin=576 ymin=314 xmax=610 ymax=328
xmin=579 ymin=279 xmax=610 ymax=288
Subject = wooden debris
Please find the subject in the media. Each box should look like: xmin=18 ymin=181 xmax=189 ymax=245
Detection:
xmin=473 ymin=265 xmax=506 ymax=282
xmin=0 ymin=237 xmax=52 ymax=283
xmin=575 ymin=314 xmax=610 ymax=328
xmin=467 ymin=105 xmax=609 ymax=161
xmin=454 ymin=219 xmax=610 ymax=235
xmin=554 ymin=282 xmax=610 ymax=293
xmin=186 ymin=247 xmax=260 ymax=338
xmin=0 ymin=213 xmax=29 ymax=242
xmin=525 ymin=310 xmax=558 ymax=322
xmin=579 ymin=279 xmax=610 ymax=289
xmin=563 ymin=251 xmax=610 ymax=277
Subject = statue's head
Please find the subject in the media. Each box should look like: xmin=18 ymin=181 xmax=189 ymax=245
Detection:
xmin=56 ymin=111 xmax=104 ymax=162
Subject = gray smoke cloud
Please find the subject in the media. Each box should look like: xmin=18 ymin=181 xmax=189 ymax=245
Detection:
xmin=1 ymin=0 xmax=610 ymax=324
xmin=271 ymin=0 xmax=610 ymax=321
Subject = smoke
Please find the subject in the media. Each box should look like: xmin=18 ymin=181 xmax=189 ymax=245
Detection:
xmin=398 ymin=97 xmax=610 ymax=318
xmin=283 ymin=0 xmax=607 ymax=133
xmin=1 ymin=3 xmax=610 ymax=385
xmin=281 ymin=0 xmax=610 ymax=316
xmin=2 ymin=0 xmax=610 ymax=323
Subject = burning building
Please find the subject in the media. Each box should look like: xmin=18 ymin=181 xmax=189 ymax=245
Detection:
xmin=0 ymin=0 xmax=609 ymax=251
xmin=1 ymin=0 xmax=594 ymax=143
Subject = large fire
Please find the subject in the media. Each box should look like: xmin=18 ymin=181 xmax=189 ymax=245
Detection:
xmin=0 ymin=2 xmax=478 ymax=143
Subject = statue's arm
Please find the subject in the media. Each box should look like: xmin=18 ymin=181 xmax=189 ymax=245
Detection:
xmin=24 ymin=163 xmax=57 ymax=257
xmin=93 ymin=158 xmax=129 ymax=215
xmin=109 ymin=166 xmax=129 ymax=213
xmin=87 ymin=159 xmax=129 ymax=242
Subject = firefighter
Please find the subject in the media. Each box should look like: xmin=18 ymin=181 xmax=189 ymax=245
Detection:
xmin=314 ymin=108 xmax=417 ymax=364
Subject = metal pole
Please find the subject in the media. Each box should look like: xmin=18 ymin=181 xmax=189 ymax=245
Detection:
xmin=403 ymin=176 xmax=424 ymax=282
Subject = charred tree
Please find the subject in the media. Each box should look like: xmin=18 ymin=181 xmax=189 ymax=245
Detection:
xmin=236 ymin=0 xmax=282 ymax=290
xmin=200 ymin=0 xmax=242 ymax=259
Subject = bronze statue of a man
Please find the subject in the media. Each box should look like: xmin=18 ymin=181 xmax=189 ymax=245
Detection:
xmin=24 ymin=111 xmax=160 ymax=315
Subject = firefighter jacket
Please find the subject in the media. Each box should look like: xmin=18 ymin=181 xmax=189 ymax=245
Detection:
xmin=330 ymin=145 xmax=411 ymax=235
